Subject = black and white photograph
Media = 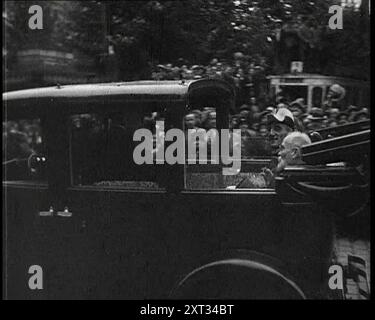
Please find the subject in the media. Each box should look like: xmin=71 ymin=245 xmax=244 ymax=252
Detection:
xmin=2 ymin=0 xmax=370 ymax=303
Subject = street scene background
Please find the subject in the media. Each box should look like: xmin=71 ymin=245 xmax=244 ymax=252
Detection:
xmin=3 ymin=0 xmax=371 ymax=300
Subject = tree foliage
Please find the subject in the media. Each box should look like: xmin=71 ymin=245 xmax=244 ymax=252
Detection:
xmin=3 ymin=0 xmax=370 ymax=80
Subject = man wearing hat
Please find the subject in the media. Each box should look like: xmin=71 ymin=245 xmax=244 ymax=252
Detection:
xmin=289 ymin=98 xmax=306 ymax=119
xmin=267 ymin=107 xmax=297 ymax=154
xmin=239 ymin=104 xmax=251 ymax=119
xmin=346 ymin=105 xmax=359 ymax=122
xmin=353 ymin=107 xmax=370 ymax=122
xmin=305 ymin=107 xmax=326 ymax=132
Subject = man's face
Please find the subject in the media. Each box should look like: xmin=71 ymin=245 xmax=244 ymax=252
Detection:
xmin=259 ymin=126 xmax=268 ymax=137
xmin=230 ymin=117 xmax=239 ymax=129
xmin=239 ymin=123 xmax=249 ymax=131
xmin=251 ymin=123 xmax=259 ymax=131
xmin=276 ymin=139 xmax=298 ymax=172
xmin=307 ymin=121 xmax=321 ymax=132
xmin=185 ymin=114 xmax=196 ymax=129
xmin=329 ymin=110 xmax=339 ymax=120
xmin=239 ymin=110 xmax=250 ymax=119
xmin=250 ymin=105 xmax=260 ymax=114
xmin=270 ymin=123 xmax=292 ymax=151
xmin=207 ymin=112 xmax=216 ymax=129
xmin=290 ymin=107 xmax=302 ymax=118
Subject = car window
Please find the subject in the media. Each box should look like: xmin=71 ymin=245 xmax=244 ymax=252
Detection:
xmin=69 ymin=108 xmax=166 ymax=189
xmin=182 ymin=108 xmax=274 ymax=190
xmin=3 ymin=118 xmax=47 ymax=183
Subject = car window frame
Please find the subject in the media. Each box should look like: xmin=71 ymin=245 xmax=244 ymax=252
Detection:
xmin=65 ymin=98 xmax=186 ymax=192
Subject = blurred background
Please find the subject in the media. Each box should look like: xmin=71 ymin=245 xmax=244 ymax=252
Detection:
xmin=3 ymin=0 xmax=370 ymax=95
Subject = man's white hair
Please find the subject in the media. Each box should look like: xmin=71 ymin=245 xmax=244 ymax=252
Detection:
xmin=284 ymin=131 xmax=311 ymax=148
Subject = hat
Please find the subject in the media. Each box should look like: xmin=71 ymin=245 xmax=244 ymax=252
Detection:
xmin=338 ymin=111 xmax=349 ymax=118
xmin=239 ymin=117 xmax=249 ymax=125
xmin=267 ymin=107 xmax=295 ymax=129
xmin=290 ymin=98 xmax=305 ymax=112
xmin=347 ymin=105 xmax=359 ymax=113
xmin=329 ymin=108 xmax=340 ymax=115
xmin=191 ymin=65 xmax=205 ymax=71
xmin=353 ymin=108 xmax=369 ymax=121
xmin=276 ymin=102 xmax=289 ymax=110
xmin=276 ymin=96 xmax=288 ymax=104
xmin=307 ymin=107 xmax=325 ymax=121
xmin=190 ymin=109 xmax=202 ymax=117
xmin=239 ymin=104 xmax=251 ymax=111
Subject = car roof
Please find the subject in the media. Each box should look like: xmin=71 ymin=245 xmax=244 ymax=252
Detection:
xmin=3 ymin=80 xmax=196 ymax=101
xmin=3 ymin=79 xmax=235 ymax=119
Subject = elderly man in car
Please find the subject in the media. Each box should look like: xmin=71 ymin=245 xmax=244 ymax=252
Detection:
xmin=275 ymin=131 xmax=312 ymax=173
xmin=261 ymin=131 xmax=312 ymax=187
xmin=235 ymin=131 xmax=311 ymax=189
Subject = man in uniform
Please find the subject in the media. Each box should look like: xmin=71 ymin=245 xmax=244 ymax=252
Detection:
xmin=267 ymin=107 xmax=297 ymax=154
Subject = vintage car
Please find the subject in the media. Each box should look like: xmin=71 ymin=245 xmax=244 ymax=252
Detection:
xmin=2 ymin=79 xmax=370 ymax=299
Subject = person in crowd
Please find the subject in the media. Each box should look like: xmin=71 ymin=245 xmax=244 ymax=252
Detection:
xmin=353 ymin=108 xmax=370 ymax=122
xmin=239 ymin=104 xmax=251 ymax=121
xmin=289 ymin=98 xmax=306 ymax=119
xmin=249 ymin=97 xmax=260 ymax=115
xmin=346 ymin=105 xmax=359 ymax=122
xmin=305 ymin=107 xmax=326 ymax=132
xmin=229 ymin=114 xmax=239 ymax=129
xmin=206 ymin=111 xmax=217 ymax=130
xmin=256 ymin=110 xmax=271 ymax=126
xmin=323 ymin=83 xmax=346 ymax=111
xmin=184 ymin=113 xmax=200 ymax=130
xmin=327 ymin=107 xmax=340 ymax=122
xmin=258 ymin=124 xmax=269 ymax=138
xmin=267 ymin=107 xmax=297 ymax=154
xmin=337 ymin=112 xmax=349 ymax=125
xmin=250 ymin=122 xmax=260 ymax=133
xmin=327 ymin=119 xmax=338 ymax=128
xmin=200 ymin=107 xmax=215 ymax=128
xmin=238 ymin=117 xmax=256 ymax=157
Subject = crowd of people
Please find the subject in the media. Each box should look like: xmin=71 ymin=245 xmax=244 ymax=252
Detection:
xmin=3 ymin=82 xmax=370 ymax=167
xmin=3 ymin=119 xmax=42 ymax=162
xmin=229 ymin=83 xmax=369 ymax=137
xmin=151 ymin=53 xmax=266 ymax=90
xmin=180 ymin=83 xmax=370 ymax=158
xmin=151 ymin=56 xmax=370 ymax=144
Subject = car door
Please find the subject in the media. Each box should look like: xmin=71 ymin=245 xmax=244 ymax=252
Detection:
xmin=3 ymin=115 xmax=57 ymax=299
